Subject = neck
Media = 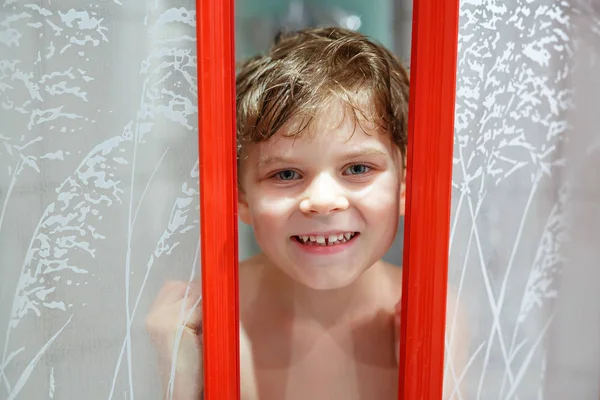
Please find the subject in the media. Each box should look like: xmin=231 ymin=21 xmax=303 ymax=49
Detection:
xmin=256 ymin=254 xmax=383 ymax=326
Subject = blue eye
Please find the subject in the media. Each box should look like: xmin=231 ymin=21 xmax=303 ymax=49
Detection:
xmin=275 ymin=170 xmax=300 ymax=181
xmin=345 ymin=164 xmax=370 ymax=175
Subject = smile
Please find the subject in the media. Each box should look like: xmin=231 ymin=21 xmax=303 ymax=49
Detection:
xmin=292 ymin=232 xmax=359 ymax=246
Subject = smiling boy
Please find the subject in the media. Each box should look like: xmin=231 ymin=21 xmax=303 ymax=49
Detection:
xmin=146 ymin=27 xmax=467 ymax=400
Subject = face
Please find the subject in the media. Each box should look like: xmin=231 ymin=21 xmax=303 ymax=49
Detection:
xmin=239 ymin=100 xmax=404 ymax=290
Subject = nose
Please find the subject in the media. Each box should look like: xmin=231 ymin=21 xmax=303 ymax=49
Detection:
xmin=299 ymin=173 xmax=349 ymax=215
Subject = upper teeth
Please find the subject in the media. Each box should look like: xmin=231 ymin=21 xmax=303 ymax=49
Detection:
xmin=298 ymin=233 xmax=356 ymax=245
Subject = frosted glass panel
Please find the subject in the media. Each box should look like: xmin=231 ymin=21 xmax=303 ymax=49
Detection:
xmin=446 ymin=1 xmax=600 ymax=399
xmin=0 ymin=1 xmax=200 ymax=399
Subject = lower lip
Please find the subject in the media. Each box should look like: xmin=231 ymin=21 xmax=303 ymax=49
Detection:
xmin=291 ymin=234 xmax=359 ymax=255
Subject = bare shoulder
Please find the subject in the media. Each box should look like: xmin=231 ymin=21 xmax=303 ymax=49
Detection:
xmin=444 ymin=285 xmax=468 ymax=355
xmin=379 ymin=260 xmax=403 ymax=281
xmin=379 ymin=260 xmax=403 ymax=296
xmin=377 ymin=260 xmax=467 ymax=348
xmin=376 ymin=261 xmax=468 ymax=398
xmin=378 ymin=260 xmax=465 ymax=328
xmin=238 ymin=256 xmax=263 ymax=399
xmin=443 ymin=286 xmax=469 ymax=399
xmin=238 ymin=254 xmax=267 ymax=306
xmin=239 ymin=253 xmax=265 ymax=273
xmin=367 ymin=260 xmax=403 ymax=311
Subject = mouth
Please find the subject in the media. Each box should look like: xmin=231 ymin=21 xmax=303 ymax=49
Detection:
xmin=291 ymin=232 xmax=359 ymax=246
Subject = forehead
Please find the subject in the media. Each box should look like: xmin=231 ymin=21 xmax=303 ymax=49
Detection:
xmin=254 ymin=99 xmax=393 ymax=158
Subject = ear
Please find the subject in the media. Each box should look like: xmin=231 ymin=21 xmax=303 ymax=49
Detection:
xmin=399 ymin=152 xmax=406 ymax=217
xmin=238 ymin=188 xmax=252 ymax=226
xmin=399 ymin=171 xmax=406 ymax=217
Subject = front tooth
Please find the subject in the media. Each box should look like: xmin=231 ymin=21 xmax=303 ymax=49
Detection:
xmin=310 ymin=236 xmax=316 ymax=242
xmin=328 ymin=235 xmax=338 ymax=243
xmin=344 ymin=232 xmax=353 ymax=240
xmin=337 ymin=234 xmax=345 ymax=241
xmin=316 ymin=235 xmax=326 ymax=244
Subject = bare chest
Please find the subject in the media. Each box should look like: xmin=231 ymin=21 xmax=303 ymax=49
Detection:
xmin=244 ymin=318 xmax=398 ymax=400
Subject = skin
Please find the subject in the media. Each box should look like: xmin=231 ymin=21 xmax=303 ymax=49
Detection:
xmin=146 ymin=99 xmax=467 ymax=399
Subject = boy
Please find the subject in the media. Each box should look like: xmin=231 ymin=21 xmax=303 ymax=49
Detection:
xmin=146 ymin=27 xmax=467 ymax=399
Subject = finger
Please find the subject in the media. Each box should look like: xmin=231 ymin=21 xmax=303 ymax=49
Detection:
xmin=180 ymin=285 xmax=202 ymax=327
xmin=180 ymin=281 xmax=202 ymax=313
xmin=154 ymin=280 xmax=188 ymax=305
xmin=184 ymin=297 xmax=202 ymax=332
xmin=184 ymin=279 xmax=202 ymax=301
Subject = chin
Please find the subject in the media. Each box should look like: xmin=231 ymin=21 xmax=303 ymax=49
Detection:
xmin=293 ymin=266 xmax=364 ymax=291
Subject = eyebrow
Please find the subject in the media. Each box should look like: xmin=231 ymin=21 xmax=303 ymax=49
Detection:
xmin=257 ymin=148 xmax=388 ymax=167
xmin=343 ymin=148 xmax=388 ymax=159
xmin=257 ymin=155 xmax=288 ymax=168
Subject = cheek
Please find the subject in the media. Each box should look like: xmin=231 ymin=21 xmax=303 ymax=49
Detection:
xmin=358 ymin=176 xmax=401 ymax=250
xmin=248 ymin=192 xmax=298 ymax=231
xmin=356 ymin=173 xmax=401 ymax=214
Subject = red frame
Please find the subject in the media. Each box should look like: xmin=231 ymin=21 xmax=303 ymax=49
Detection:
xmin=398 ymin=0 xmax=460 ymax=398
xmin=196 ymin=0 xmax=459 ymax=399
xmin=197 ymin=0 xmax=239 ymax=399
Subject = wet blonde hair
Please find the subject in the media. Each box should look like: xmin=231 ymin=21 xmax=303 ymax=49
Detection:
xmin=236 ymin=26 xmax=410 ymax=160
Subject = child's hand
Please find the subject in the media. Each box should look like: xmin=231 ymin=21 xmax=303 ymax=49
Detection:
xmin=146 ymin=280 xmax=203 ymax=400
xmin=394 ymin=300 xmax=401 ymax=365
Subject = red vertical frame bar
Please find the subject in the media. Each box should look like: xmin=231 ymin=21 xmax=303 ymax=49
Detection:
xmin=398 ymin=1 xmax=460 ymax=399
xmin=196 ymin=0 xmax=240 ymax=399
